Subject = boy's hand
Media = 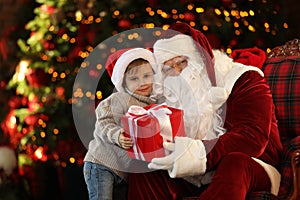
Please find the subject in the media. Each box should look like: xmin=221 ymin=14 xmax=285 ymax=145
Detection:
xmin=119 ymin=132 xmax=133 ymax=149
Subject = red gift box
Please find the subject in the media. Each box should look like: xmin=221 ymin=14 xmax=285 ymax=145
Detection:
xmin=121 ymin=104 xmax=185 ymax=162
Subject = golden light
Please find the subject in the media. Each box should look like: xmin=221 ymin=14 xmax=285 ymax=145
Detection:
xmin=53 ymin=71 xmax=58 ymax=78
xmin=75 ymin=10 xmax=83 ymax=21
xmin=8 ymin=115 xmax=17 ymax=129
xmin=226 ymin=48 xmax=232 ymax=54
xmin=264 ymin=22 xmax=270 ymax=29
xmin=235 ymin=30 xmax=241 ymax=35
xmin=34 ymin=146 xmax=45 ymax=160
xmin=231 ymin=10 xmax=239 ymax=17
xmin=248 ymin=25 xmax=255 ymax=32
xmin=161 ymin=12 xmax=168 ymax=18
xmin=113 ymin=10 xmax=120 ymax=16
xmin=40 ymin=131 xmax=46 ymax=138
xmin=60 ymin=72 xmax=66 ymax=79
xmin=53 ymin=128 xmax=59 ymax=135
xmin=96 ymin=91 xmax=102 ymax=99
xmin=87 ymin=46 xmax=94 ymax=52
xmin=86 ymin=91 xmax=92 ymax=98
xmin=202 ymin=25 xmax=208 ymax=31
xmin=48 ymin=67 xmax=54 ymax=74
xmin=133 ymin=33 xmax=139 ymax=38
xmin=171 ymin=9 xmax=177 ymax=14
xmin=215 ymin=9 xmax=222 ymax=15
xmin=117 ymin=37 xmax=123 ymax=43
xmin=41 ymin=54 xmax=48 ymax=61
xmin=187 ymin=4 xmax=194 ymax=10
xmin=81 ymin=61 xmax=88 ymax=68
xmin=95 ymin=17 xmax=102 ymax=23
xmin=162 ymin=25 xmax=169 ymax=30
xmin=79 ymin=51 xmax=89 ymax=58
xmin=144 ymin=23 xmax=155 ymax=28
xmin=128 ymin=34 xmax=134 ymax=40
xmin=38 ymin=119 xmax=44 ymax=125
xmin=283 ymin=22 xmax=288 ymax=29
xmin=96 ymin=64 xmax=102 ymax=70
xmin=149 ymin=11 xmax=155 ymax=16
xmin=196 ymin=7 xmax=204 ymax=13
xmin=223 ymin=10 xmax=230 ymax=17
xmin=74 ymin=88 xmax=84 ymax=98
xmin=14 ymin=60 xmax=30 ymax=82
xmin=154 ymin=30 xmax=162 ymax=36
xmin=49 ymin=25 xmax=55 ymax=31
xmin=240 ymin=11 xmax=248 ymax=17
xmin=70 ymin=38 xmax=76 ymax=43
xmin=62 ymin=33 xmax=69 ymax=41
xmin=249 ymin=10 xmax=255 ymax=16
xmin=69 ymin=157 xmax=76 ymax=163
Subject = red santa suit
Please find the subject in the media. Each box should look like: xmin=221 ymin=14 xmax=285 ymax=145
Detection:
xmin=127 ymin=23 xmax=283 ymax=200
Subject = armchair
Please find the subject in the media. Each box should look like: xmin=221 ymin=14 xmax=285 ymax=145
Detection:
xmin=262 ymin=38 xmax=300 ymax=200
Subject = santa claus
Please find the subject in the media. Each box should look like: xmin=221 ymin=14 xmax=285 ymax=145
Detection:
xmin=128 ymin=22 xmax=283 ymax=199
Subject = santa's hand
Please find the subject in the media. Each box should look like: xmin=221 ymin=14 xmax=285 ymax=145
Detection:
xmin=148 ymin=141 xmax=175 ymax=170
xmin=148 ymin=137 xmax=207 ymax=178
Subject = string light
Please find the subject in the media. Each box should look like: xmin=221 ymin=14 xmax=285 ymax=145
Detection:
xmin=196 ymin=7 xmax=204 ymax=13
xmin=69 ymin=157 xmax=75 ymax=163
xmin=215 ymin=9 xmax=222 ymax=16
xmin=60 ymin=72 xmax=66 ymax=79
xmin=187 ymin=4 xmax=194 ymax=10
xmin=53 ymin=128 xmax=59 ymax=135
xmin=96 ymin=91 xmax=102 ymax=100
xmin=40 ymin=131 xmax=46 ymax=138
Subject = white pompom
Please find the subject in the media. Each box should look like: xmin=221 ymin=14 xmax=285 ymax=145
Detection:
xmin=0 ymin=146 xmax=17 ymax=175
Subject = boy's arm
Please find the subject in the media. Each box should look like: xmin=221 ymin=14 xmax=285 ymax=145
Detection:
xmin=95 ymin=94 xmax=125 ymax=146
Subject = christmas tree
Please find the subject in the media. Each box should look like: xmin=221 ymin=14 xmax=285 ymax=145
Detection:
xmin=0 ymin=0 xmax=291 ymax=198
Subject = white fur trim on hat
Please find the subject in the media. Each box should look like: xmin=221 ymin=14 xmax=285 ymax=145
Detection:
xmin=111 ymin=48 xmax=156 ymax=92
xmin=153 ymin=34 xmax=197 ymax=64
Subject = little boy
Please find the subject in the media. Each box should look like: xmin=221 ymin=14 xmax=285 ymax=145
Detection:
xmin=83 ymin=48 xmax=158 ymax=200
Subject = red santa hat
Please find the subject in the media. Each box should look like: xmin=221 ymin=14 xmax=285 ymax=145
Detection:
xmin=230 ymin=48 xmax=266 ymax=69
xmin=154 ymin=22 xmax=216 ymax=86
xmin=105 ymin=48 xmax=156 ymax=92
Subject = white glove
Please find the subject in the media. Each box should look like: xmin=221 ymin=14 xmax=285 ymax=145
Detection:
xmin=148 ymin=136 xmax=207 ymax=178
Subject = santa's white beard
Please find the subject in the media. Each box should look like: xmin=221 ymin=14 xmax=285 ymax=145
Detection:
xmin=163 ymin=64 xmax=221 ymax=140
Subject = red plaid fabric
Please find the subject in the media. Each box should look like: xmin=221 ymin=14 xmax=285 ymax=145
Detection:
xmin=262 ymin=55 xmax=300 ymax=199
xmin=277 ymin=136 xmax=300 ymax=199
xmin=262 ymin=56 xmax=300 ymax=139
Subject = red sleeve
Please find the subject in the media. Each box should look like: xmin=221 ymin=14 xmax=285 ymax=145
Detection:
xmin=204 ymin=71 xmax=276 ymax=170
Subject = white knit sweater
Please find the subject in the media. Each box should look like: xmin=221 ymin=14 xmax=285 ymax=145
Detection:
xmin=84 ymin=91 xmax=156 ymax=181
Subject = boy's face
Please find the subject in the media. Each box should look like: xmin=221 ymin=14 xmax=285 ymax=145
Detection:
xmin=124 ymin=63 xmax=154 ymax=97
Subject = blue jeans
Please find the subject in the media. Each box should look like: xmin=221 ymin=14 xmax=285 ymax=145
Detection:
xmin=83 ymin=162 xmax=127 ymax=200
